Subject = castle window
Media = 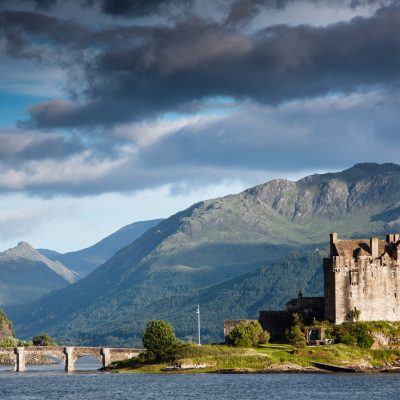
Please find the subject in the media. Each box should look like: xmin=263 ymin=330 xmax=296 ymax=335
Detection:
xmin=350 ymin=270 xmax=359 ymax=285
xmin=349 ymin=292 xmax=352 ymax=298
xmin=395 ymin=293 xmax=397 ymax=298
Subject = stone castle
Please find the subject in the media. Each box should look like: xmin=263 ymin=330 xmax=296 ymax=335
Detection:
xmin=227 ymin=232 xmax=400 ymax=340
xmin=324 ymin=232 xmax=400 ymax=324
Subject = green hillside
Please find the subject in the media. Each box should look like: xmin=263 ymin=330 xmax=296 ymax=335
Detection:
xmin=39 ymin=219 xmax=163 ymax=277
xmin=7 ymin=163 xmax=400 ymax=345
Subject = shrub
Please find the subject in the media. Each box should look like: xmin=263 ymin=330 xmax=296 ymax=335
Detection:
xmin=228 ymin=324 xmax=253 ymax=348
xmin=227 ymin=321 xmax=270 ymax=347
xmin=0 ymin=337 xmax=18 ymax=348
xmin=334 ymin=322 xmax=374 ymax=349
xmin=142 ymin=320 xmax=178 ymax=360
xmin=32 ymin=333 xmax=57 ymax=346
xmin=346 ymin=307 xmax=361 ymax=322
xmin=286 ymin=313 xmax=306 ymax=348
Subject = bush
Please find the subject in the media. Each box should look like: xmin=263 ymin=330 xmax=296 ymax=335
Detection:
xmin=334 ymin=322 xmax=374 ymax=349
xmin=142 ymin=320 xmax=178 ymax=360
xmin=228 ymin=325 xmax=253 ymax=348
xmin=32 ymin=333 xmax=57 ymax=346
xmin=227 ymin=321 xmax=270 ymax=347
xmin=287 ymin=325 xmax=306 ymax=348
xmin=0 ymin=337 xmax=18 ymax=348
xmin=286 ymin=313 xmax=306 ymax=348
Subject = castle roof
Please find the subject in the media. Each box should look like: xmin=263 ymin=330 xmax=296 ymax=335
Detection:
xmin=334 ymin=238 xmax=394 ymax=259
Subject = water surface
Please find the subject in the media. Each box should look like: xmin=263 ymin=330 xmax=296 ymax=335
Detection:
xmin=0 ymin=363 xmax=399 ymax=400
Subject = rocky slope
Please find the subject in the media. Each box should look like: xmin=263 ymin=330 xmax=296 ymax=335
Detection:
xmin=0 ymin=242 xmax=78 ymax=306
xmin=7 ymin=163 xmax=400 ymax=344
xmin=39 ymin=219 xmax=163 ymax=277
xmin=0 ymin=309 xmax=14 ymax=339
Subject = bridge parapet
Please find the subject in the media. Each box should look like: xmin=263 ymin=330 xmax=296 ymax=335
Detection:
xmin=0 ymin=346 xmax=145 ymax=372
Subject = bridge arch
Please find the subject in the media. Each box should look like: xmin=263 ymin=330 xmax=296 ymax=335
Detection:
xmin=0 ymin=346 xmax=144 ymax=372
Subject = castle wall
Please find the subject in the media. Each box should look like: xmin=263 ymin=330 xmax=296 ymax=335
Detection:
xmin=323 ymin=258 xmax=335 ymax=322
xmin=259 ymin=311 xmax=292 ymax=340
xmin=331 ymin=256 xmax=400 ymax=324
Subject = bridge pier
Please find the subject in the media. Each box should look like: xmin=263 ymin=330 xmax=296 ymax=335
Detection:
xmin=14 ymin=347 xmax=26 ymax=372
xmin=101 ymin=348 xmax=111 ymax=369
xmin=64 ymin=347 xmax=76 ymax=372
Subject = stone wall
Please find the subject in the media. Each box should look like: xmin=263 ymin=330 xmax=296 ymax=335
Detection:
xmin=258 ymin=311 xmax=292 ymax=340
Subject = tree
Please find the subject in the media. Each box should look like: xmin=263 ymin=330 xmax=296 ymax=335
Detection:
xmin=227 ymin=320 xmax=270 ymax=347
xmin=286 ymin=313 xmax=306 ymax=348
xmin=142 ymin=320 xmax=178 ymax=360
xmin=228 ymin=324 xmax=253 ymax=348
xmin=32 ymin=333 xmax=57 ymax=346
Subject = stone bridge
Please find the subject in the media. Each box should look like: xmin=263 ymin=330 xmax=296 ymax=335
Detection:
xmin=0 ymin=346 xmax=144 ymax=372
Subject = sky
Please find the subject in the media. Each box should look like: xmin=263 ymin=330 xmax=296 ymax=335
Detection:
xmin=0 ymin=0 xmax=399 ymax=252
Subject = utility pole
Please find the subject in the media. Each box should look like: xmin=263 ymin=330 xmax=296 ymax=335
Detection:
xmin=196 ymin=304 xmax=201 ymax=345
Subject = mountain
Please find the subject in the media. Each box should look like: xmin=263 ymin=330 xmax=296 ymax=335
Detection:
xmin=7 ymin=163 xmax=400 ymax=345
xmin=0 ymin=242 xmax=78 ymax=307
xmin=39 ymin=219 xmax=163 ymax=277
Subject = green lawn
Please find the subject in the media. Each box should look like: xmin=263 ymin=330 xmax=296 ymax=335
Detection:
xmin=111 ymin=343 xmax=400 ymax=373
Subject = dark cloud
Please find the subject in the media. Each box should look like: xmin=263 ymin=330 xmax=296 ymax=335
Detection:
xmin=0 ymin=0 xmax=191 ymax=17
xmin=8 ymin=7 xmax=400 ymax=128
xmin=99 ymin=0 xmax=191 ymax=17
xmin=0 ymin=11 xmax=88 ymax=45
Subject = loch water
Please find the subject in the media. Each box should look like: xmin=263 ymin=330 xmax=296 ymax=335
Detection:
xmin=0 ymin=361 xmax=399 ymax=400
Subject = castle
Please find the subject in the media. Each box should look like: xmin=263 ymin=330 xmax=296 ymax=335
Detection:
xmin=232 ymin=232 xmax=400 ymax=340
xmin=324 ymin=232 xmax=400 ymax=324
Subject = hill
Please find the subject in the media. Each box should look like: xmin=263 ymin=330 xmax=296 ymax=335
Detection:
xmin=39 ymin=219 xmax=163 ymax=277
xmin=7 ymin=163 xmax=400 ymax=345
xmin=0 ymin=242 xmax=78 ymax=307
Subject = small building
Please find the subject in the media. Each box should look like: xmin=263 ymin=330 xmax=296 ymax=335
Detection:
xmin=259 ymin=291 xmax=324 ymax=340
xmin=304 ymin=326 xmax=326 ymax=345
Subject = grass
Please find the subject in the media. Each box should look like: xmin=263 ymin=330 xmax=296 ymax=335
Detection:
xmin=110 ymin=342 xmax=400 ymax=374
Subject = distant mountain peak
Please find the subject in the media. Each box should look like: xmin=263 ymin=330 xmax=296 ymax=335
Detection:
xmin=17 ymin=241 xmax=32 ymax=247
xmin=0 ymin=242 xmax=78 ymax=285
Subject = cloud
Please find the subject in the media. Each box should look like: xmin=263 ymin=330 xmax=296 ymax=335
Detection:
xmin=136 ymin=89 xmax=400 ymax=173
xmin=0 ymin=129 xmax=84 ymax=161
xmin=3 ymin=6 xmax=398 ymax=128
xmin=0 ymin=88 xmax=399 ymax=197
xmin=1 ymin=0 xmax=400 ymax=199
xmin=225 ymin=0 xmax=393 ymax=26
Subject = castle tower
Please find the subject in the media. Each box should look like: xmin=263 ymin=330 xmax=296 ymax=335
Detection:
xmin=324 ymin=233 xmax=400 ymax=324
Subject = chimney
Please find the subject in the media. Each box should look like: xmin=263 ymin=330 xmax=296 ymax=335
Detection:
xmin=330 ymin=232 xmax=338 ymax=257
xmin=370 ymin=237 xmax=379 ymax=258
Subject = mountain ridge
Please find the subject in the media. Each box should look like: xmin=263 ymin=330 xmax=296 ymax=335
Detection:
xmin=0 ymin=242 xmax=78 ymax=307
xmin=7 ymin=163 xmax=400 ymax=344
xmin=38 ymin=219 xmax=164 ymax=277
